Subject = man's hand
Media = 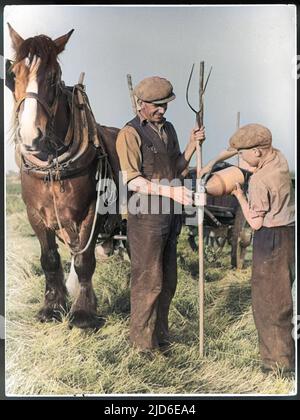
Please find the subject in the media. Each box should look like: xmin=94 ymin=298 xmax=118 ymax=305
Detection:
xmin=169 ymin=186 xmax=193 ymax=206
xmin=190 ymin=126 xmax=206 ymax=146
xmin=231 ymin=182 xmax=244 ymax=200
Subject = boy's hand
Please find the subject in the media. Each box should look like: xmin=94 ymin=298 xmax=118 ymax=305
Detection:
xmin=199 ymin=163 xmax=214 ymax=178
xmin=231 ymin=182 xmax=244 ymax=199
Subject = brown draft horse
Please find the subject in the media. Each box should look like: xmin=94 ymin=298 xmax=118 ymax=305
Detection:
xmin=7 ymin=24 xmax=122 ymax=329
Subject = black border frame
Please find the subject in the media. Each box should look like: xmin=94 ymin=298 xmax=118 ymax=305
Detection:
xmin=0 ymin=0 xmax=298 ymax=402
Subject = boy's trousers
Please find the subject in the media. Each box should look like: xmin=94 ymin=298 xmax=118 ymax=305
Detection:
xmin=252 ymin=225 xmax=295 ymax=369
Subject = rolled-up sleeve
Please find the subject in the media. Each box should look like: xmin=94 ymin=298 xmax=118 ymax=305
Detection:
xmin=248 ymin=179 xmax=270 ymax=219
xmin=116 ymin=126 xmax=142 ymax=184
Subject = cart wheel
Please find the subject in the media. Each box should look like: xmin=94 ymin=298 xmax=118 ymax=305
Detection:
xmin=230 ymin=207 xmax=252 ymax=269
xmin=215 ymin=236 xmax=227 ymax=249
xmin=188 ymin=227 xmax=198 ymax=251
xmin=204 ymin=233 xmax=210 ymax=246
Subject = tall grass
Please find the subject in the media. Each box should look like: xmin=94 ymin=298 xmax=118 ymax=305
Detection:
xmin=5 ymin=174 xmax=295 ymax=396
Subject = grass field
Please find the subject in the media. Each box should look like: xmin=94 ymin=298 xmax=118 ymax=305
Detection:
xmin=5 ymin=174 xmax=296 ymax=396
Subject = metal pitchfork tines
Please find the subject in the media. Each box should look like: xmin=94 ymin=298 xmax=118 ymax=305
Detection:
xmin=186 ymin=62 xmax=212 ymax=129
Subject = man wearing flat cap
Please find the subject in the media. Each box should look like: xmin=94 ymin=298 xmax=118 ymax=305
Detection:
xmin=116 ymin=76 xmax=205 ymax=353
xmin=201 ymin=123 xmax=295 ymax=375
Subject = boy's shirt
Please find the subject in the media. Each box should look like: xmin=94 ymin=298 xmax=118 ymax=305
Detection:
xmin=248 ymin=148 xmax=295 ymax=227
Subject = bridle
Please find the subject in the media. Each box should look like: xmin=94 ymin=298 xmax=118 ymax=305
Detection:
xmin=15 ymin=91 xmax=59 ymax=120
xmin=14 ymin=66 xmax=65 ymax=154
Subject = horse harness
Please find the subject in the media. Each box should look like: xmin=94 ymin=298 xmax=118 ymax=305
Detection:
xmin=15 ymin=81 xmax=108 ymax=182
xmin=14 ymin=81 xmax=114 ymax=255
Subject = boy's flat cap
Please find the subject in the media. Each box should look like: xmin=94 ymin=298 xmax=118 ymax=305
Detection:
xmin=133 ymin=76 xmax=176 ymax=104
xmin=228 ymin=123 xmax=272 ymax=151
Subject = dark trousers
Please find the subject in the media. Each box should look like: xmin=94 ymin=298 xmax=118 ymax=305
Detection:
xmin=252 ymin=226 xmax=295 ymax=369
xmin=127 ymin=213 xmax=179 ymax=350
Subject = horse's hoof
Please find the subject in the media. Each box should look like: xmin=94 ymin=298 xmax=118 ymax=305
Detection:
xmin=36 ymin=306 xmax=64 ymax=323
xmin=68 ymin=310 xmax=105 ymax=330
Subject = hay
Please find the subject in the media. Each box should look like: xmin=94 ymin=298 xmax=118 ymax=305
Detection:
xmin=5 ymin=175 xmax=295 ymax=396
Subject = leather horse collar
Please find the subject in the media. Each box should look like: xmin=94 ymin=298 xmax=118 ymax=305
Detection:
xmin=15 ymin=81 xmax=105 ymax=181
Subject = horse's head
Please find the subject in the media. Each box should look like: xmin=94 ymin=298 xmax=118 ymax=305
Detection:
xmin=7 ymin=23 xmax=74 ymax=153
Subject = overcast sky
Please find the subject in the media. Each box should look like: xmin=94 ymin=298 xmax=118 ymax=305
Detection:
xmin=4 ymin=4 xmax=296 ymax=172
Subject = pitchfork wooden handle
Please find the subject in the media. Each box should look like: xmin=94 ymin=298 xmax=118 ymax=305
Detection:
xmin=78 ymin=72 xmax=85 ymax=85
xmin=196 ymin=141 xmax=202 ymax=179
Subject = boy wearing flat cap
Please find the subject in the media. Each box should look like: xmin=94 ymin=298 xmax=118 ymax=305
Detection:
xmin=204 ymin=123 xmax=295 ymax=374
xmin=116 ymin=76 xmax=205 ymax=354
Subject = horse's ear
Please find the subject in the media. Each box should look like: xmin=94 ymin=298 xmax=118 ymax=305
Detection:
xmin=53 ymin=29 xmax=74 ymax=54
xmin=7 ymin=23 xmax=24 ymax=51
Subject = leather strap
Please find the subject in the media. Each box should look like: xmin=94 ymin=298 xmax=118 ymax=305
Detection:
xmin=16 ymin=92 xmax=54 ymax=118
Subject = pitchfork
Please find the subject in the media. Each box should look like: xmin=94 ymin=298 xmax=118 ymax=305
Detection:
xmin=186 ymin=61 xmax=212 ymax=357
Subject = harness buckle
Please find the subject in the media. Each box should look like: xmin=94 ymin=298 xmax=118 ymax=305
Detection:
xmin=43 ymin=172 xmax=50 ymax=184
xmin=59 ymin=180 xmax=65 ymax=193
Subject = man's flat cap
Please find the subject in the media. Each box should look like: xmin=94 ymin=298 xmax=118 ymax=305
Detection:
xmin=228 ymin=123 xmax=272 ymax=151
xmin=133 ymin=76 xmax=176 ymax=104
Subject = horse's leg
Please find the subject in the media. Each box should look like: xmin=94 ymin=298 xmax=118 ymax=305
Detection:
xmin=68 ymin=246 xmax=99 ymax=329
xmin=69 ymin=203 xmax=102 ymax=329
xmin=27 ymin=206 xmax=68 ymax=322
